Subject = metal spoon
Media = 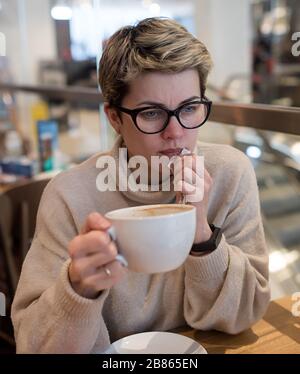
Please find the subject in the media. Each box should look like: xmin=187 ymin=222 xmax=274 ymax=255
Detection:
xmin=168 ymin=148 xmax=192 ymax=204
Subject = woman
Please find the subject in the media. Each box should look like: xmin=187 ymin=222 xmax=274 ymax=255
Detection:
xmin=12 ymin=17 xmax=270 ymax=353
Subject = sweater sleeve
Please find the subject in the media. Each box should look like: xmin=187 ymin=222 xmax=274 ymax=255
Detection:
xmin=11 ymin=178 xmax=111 ymax=353
xmin=183 ymin=155 xmax=270 ymax=334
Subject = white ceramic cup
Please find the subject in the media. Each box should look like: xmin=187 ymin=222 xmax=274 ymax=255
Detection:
xmin=105 ymin=204 xmax=196 ymax=273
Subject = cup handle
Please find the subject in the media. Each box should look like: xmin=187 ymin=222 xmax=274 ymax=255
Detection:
xmin=107 ymin=226 xmax=128 ymax=268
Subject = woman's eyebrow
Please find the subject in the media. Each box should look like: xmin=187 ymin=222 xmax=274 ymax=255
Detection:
xmin=136 ymin=96 xmax=201 ymax=107
xmin=180 ymin=96 xmax=201 ymax=104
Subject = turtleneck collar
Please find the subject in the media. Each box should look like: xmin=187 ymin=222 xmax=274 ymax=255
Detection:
xmin=109 ymin=135 xmax=177 ymax=205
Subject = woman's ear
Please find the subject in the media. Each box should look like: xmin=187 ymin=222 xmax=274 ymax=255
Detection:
xmin=104 ymin=103 xmax=122 ymax=134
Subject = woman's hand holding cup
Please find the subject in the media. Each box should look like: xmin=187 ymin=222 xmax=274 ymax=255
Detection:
xmin=68 ymin=212 xmax=127 ymax=299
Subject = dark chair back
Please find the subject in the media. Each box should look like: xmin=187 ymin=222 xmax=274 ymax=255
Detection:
xmin=0 ymin=178 xmax=51 ymax=296
xmin=0 ymin=194 xmax=16 ymax=294
xmin=5 ymin=179 xmax=50 ymax=265
xmin=0 ymin=178 xmax=50 ymax=352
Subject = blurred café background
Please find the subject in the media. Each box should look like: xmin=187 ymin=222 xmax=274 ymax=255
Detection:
xmin=0 ymin=0 xmax=300 ymax=352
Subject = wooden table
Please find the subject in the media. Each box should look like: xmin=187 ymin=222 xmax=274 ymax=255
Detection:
xmin=177 ymin=296 xmax=300 ymax=354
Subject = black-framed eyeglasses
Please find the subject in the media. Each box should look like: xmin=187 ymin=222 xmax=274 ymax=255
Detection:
xmin=116 ymin=98 xmax=212 ymax=134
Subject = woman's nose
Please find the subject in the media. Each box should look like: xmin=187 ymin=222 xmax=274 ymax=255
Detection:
xmin=161 ymin=116 xmax=184 ymax=140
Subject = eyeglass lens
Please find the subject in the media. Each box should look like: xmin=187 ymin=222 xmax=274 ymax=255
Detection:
xmin=136 ymin=102 xmax=208 ymax=133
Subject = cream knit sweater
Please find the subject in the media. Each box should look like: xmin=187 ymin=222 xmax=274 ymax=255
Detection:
xmin=11 ymin=137 xmax=270 ymax=353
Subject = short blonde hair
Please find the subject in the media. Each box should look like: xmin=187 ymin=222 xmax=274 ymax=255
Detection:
xmin=98 ymin=17 xmax=212 ymax=106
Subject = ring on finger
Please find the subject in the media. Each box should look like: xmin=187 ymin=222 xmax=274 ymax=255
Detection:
xmin=104 ymin=266 xmax=111 ymax=277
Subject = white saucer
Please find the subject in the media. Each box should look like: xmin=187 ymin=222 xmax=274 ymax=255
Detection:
xmin=103 ymin=331 xmax=207 ymax=354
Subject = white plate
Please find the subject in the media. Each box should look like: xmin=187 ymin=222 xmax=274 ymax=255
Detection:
xmin=103 ymin=331 xmax=207 ymax=354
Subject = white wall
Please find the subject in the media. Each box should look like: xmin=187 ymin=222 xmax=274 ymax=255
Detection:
xmin=194 ymin=0 xmax=252 ymax=90
xmin=0 ymin=0 xmax=56 ymax=84
xmin=0 ymin=0 xmax=57 ymax=137
xmin=71 ymin=0 xmax=194 ymax=61
xmin=1 ymin=0 xmax=252 ymax=87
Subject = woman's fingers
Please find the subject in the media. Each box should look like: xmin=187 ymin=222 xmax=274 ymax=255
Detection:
xmin=82 ymin=260 xmax=127 ymax=291
xmin=173 ymin=154 xmax=204 ymax=178
xmin=69 ymin=230 xmax=115 ymax=259
xmin=69 ymin=241 xmax=119 ymax=279
xmin=176 ymin=180 xmax=204 ymax=202
xmin=174 ymin=168 xmax=204 ymax=201
xmin=80 ymin=212 xmax=111 ymax=235
xmin=173 ymin=162 xmax=213 ymax=203
xmin=68 ymin=212 xmax=127 ymax=298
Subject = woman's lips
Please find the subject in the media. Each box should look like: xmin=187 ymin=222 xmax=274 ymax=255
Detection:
xmin=159 ymin=148 xmax=183 ymax=157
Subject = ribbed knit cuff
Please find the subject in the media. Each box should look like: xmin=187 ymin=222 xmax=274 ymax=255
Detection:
xmin=54 ymin=259 xmax=109 ymax=326
xmin=185 ymin=235 xmax=229 ymax=280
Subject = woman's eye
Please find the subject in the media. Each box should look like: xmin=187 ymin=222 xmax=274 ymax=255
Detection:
xmin=182 ymin=105 xmax=197 ymax=113
xmin=140 ymin=110 xmax=162 ymax=119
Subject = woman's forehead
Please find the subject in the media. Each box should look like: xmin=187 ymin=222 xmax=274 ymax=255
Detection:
xmin=124 ymin=70 xmax=201 ymax=106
